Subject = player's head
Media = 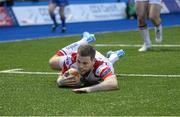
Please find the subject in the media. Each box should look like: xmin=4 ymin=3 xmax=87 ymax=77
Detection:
xmin=77 ymin=44 xmax=96 ymax=76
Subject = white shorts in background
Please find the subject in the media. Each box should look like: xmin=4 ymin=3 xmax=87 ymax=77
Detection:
xmin=135 ymin=0 xmax=162 ymax=5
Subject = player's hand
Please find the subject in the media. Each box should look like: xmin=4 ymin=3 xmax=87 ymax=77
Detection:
xmin=57 ymin=74 xmax=77 ymax=87
xmin=72 ymin=88 xmax=90 ymax=93
xmin=63 ymin=75 xmax=77 ymax=86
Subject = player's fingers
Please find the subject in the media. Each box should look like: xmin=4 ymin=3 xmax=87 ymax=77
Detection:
xmin=72 ymin=89 xmax=87 ymax=93
xmin=64 ymin=79 xmax=77 ymax=85
xmin=65 ymin=76 xmax=74 ymax=80
xmin=66 ymin=82 xmax=77 ymax=85
xmin=64 ymin=78 xmax=76 ymax=83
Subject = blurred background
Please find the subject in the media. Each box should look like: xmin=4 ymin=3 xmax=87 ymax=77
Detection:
xmin=0 ymin=0 xmax=179 ymax=42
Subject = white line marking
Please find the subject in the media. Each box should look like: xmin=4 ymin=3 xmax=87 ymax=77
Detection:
xmin=95 ymin=44 xmax=180 ymax=47
xmin=0 ymin=68 xmax=23 ymax=72
xmin=119 ymin=74 xmax=180 ymax=78
xmin=0 ymin=69 xmax=59 ymax=75
xmin=0 ymin=71 xmax=59 ymax=75
xmin=0 ymin=69 xmax=180 ymax=78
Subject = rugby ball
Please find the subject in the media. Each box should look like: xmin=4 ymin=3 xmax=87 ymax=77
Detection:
xmin=57 ymin=68 xmax=81 ymax=87
xmin=65 ymin=68 xmax=81 ymax=83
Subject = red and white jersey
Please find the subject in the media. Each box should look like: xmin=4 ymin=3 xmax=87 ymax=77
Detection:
xmin=56 ymin=50 xmax=114 ymax=85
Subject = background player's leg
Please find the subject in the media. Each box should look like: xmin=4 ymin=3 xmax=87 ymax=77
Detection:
xmin=136 ymin=1 xmax=151 ymax=52
xmin=59 ymin=6 xmax=67 ymax=32
xmin=48 ymin=3 xmax=58 ymax=31
xmin=149 ymin=3 xmax=162 ymax=43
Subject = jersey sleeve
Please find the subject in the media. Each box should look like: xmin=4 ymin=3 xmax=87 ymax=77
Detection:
xmin=95 ymin=64 xmax=113 ymax=80
xmin=55 ymin=55 xmax=68 ymax=73
xmin=61 ymin=52 xmax=77 ymax=74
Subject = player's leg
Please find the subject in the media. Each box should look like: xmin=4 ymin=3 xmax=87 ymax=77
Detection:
xmin=58 ymin=0 xmax=69 ymax=33
xmin=106 ymin=49 xmax=125 ymax=64
xmin=136 ymin=1 xmax=151 ymax=52
xmin=59 ymin=6 xmax=66 ymax=33
xmin=49 ymin=32 xmax=96 ymax=70
xmin=149 ymin=1 xmax=162 ymax=43
xmin=48 ymin=1 xmax=58 ymax=31
xmin=58 ymin=32 xmax=96 ymax=55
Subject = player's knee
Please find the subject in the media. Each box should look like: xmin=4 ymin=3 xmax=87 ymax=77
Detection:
xmin=137 ymin=17 xmax=146 ymax=25
xmin=137 ymin=14 xmax=144 ymax=20
xmin=48 ymin=6 xmax=54 ymax=13
xmin=149 ymin=14 xmax=158 ymax=21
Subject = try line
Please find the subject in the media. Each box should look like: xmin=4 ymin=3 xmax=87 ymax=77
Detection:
xmin=0 ymin=68 xmax=180 ymax=78
xmin=95 ymin=44 xmax=180 ymax=47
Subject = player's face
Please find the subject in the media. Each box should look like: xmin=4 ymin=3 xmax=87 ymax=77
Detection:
xmin=76 ymin=55 xmax=95 ymax=76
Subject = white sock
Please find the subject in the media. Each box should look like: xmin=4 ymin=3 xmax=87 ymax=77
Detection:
xmin=61 ymin=38 xmax=88 ymax=55
xmin=155 ymin=24 xmax=162 ymax=30
xmin=141 ymin=29 xmax=151 ymax=46
xmin=108 ymin=53 xmax=119 ymax=65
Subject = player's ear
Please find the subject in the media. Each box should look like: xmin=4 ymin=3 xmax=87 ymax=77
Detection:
xmin=92 ymin=58 xmax=95 ymax=64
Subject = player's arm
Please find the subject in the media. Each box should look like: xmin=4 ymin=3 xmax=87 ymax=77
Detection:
xmin=72 ymin=75 xmax=118 ymax=93
xmin=57 ymin=73 xmax=78 ymax=87
xmin=49 ymin=49 xmax=75 ymax=70
xmin=57 ymin=68 xmax=81 ymax=87
xmin=49 ymin=55 xmax=64 ymax=70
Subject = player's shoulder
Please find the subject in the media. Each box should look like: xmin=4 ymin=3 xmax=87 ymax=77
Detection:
xmin=93 ymin=60 xmax=111 ymax=75
xmin=93 ymin=60 xmax=104 ymax=69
